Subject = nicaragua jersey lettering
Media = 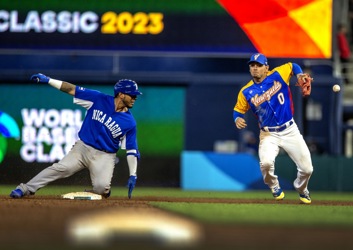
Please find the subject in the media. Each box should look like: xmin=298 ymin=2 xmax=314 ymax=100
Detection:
xmin=74 ymin=86 xmax=138 ymax=153
xmin=91 ymin=109 xmax=122 ymax=138
xmin=234 ymin=63 xmax=295 ymax=127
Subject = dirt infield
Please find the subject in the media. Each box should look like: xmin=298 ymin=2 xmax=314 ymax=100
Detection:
xmin=1 ymin=195 xmax=353 ymax=250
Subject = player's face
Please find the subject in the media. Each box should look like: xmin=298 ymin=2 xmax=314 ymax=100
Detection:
xmin=249 ymin=63 xmax=268 ymax=83
xmin=122 ymin=94 xmax=137 ymax=108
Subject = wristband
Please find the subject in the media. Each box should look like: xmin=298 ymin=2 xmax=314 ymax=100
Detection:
xmin=48 ymin=78 xmax=63 ymax=90
xmin=127 ymin=154 xmax=137 ymax=176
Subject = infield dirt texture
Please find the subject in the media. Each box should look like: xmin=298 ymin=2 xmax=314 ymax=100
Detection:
xmin=1 ymin=192 xmax=353 ymax=250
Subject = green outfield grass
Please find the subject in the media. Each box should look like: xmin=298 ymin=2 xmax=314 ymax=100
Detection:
xmin=2 ymin=185 xmax=353 ymax=201
xmin=2 ymin=185 xmax=353 ymax=228
xmin=152 ymin=202 xmax=353 ymax=227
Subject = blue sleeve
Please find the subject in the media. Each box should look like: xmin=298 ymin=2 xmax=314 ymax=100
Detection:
xmin=233 ymin=110 xmax=244 ymax=122
xmin=292 ymin=63 xmax=303 ymax=75
xmin=75 ymin=86 xmax=102 ymax=101
xmin=126 ymin=126 xmax=138 ymax=150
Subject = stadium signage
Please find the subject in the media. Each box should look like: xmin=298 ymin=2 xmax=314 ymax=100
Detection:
xmin=20 ymin=108 xmax=82 ymax=163
xmin=0 ymin=10 xmax=164 ymax=35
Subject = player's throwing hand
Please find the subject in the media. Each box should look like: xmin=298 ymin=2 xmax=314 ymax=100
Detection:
xmin=235 ymin=117 xmax=247 ymax=129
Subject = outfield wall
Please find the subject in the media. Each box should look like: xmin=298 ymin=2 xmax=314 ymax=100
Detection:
xmin=181 ymin=151 xmax=353 ymax=192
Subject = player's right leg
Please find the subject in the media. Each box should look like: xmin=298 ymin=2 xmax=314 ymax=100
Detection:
xmin=258 ymin=132 xmax=284 ymax=200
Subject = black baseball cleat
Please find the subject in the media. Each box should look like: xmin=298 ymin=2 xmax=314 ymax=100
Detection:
xmin=102 ymin=190 xmax=111 ymax=198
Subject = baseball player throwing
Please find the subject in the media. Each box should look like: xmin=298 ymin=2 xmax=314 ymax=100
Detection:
xmin=233 ymin=53 xmax=313 ymax=204
xmin=10 ymin=73 xmax=142 ymax=199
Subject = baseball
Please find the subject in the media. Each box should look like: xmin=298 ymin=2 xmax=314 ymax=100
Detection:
xmin=333 ymin=84 xmax=340 ymax=92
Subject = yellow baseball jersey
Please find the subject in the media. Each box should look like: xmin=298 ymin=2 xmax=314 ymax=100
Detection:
xmin=234 ymin=63 xmax=295 ymax=128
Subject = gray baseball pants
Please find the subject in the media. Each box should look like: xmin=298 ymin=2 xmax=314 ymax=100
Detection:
xmin=17 ymin=140 xmax=116 ymax=196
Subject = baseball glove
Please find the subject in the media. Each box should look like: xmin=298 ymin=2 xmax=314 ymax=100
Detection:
xmin=296 ymin=73 xmax=313 ymax=97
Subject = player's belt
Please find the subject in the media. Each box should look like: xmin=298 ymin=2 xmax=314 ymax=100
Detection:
xmin=261 ymin=120 xmax=294 ymax=132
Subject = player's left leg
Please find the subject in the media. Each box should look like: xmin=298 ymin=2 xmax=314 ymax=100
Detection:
xmin=87 ymin=149 xmax=116 ymax=197
xmin=281 ymin=124 xmax=313 ymax=203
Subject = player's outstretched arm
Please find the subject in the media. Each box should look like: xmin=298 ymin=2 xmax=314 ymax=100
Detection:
xmin=30 ymin=73 xmax=76 ymax=96
xmin=60 ymin=82 xmax=76 ymax=96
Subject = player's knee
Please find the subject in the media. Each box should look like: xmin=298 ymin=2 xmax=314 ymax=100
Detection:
xmin=302 ymin=166 xmax=313 ymax=176
xmin=260 ymin=159 xmax=274 ymax=170
xmin=92 ymin=184 xmax=110 ymax=195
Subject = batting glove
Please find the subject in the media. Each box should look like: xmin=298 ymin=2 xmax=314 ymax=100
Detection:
xmin=30 ymin=73 xmax=50 ymax=83
xmin=127 ymin=175 xmax=137 ymax=199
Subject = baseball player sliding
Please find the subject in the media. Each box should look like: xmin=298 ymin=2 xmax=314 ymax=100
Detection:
xmin=10 ymin=73 xmax=142 ymax=199
xmin=233 ymin=53 xmax=313 ymax=204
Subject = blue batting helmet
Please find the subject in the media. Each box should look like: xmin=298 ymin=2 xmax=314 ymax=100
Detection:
xmin=114 ymin=79 xmax=142 ymax=97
